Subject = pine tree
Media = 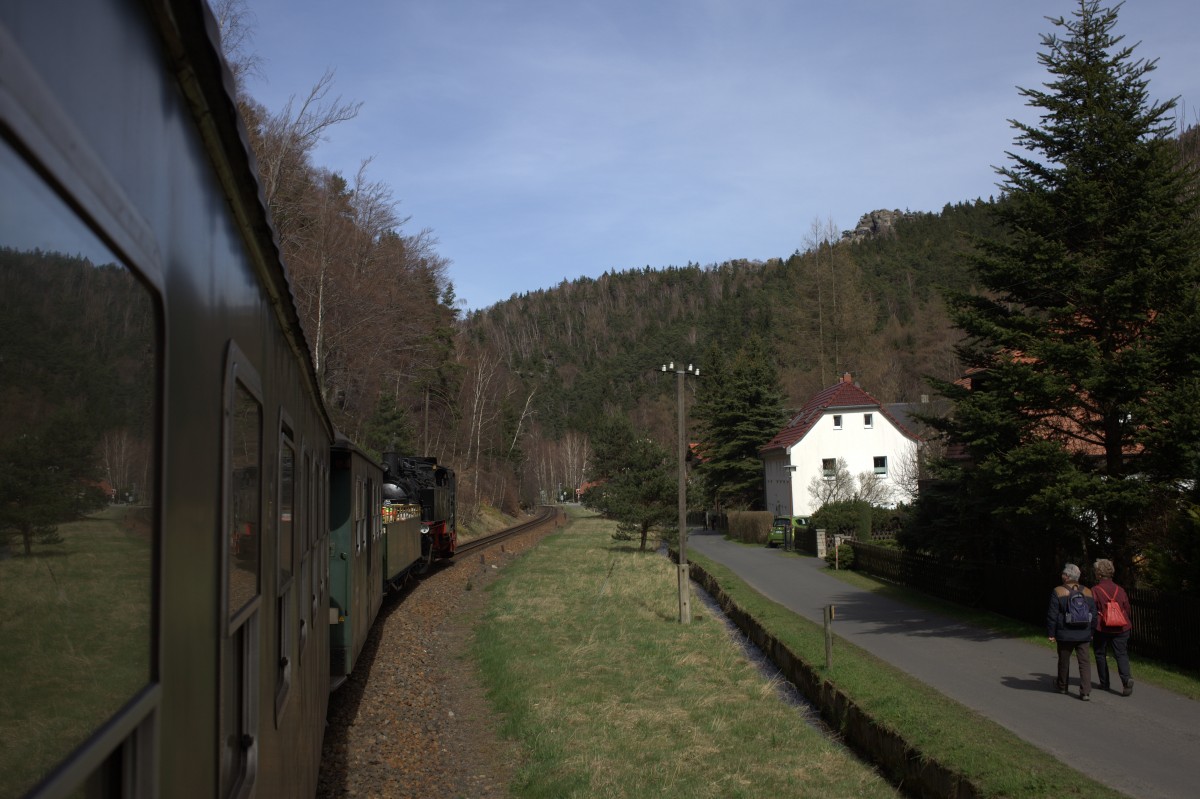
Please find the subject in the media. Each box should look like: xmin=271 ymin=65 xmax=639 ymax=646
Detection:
xmin=581 ymin=416 xmax=676 ymax=551
xmin=692 ymin=338 xmax=787 ymax=510
xmin=931 ymin=1 xmax=1200 ymax=579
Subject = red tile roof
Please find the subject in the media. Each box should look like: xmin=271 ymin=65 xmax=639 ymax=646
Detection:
xmin=760 ymin=373 xmax=920 ymax=454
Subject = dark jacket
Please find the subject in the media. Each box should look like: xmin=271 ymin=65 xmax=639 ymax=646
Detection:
xmin=1091 ymin=578 xmax=1133 ymax=633
xmin=1046 ymin=583 xmax=1096 ymax=642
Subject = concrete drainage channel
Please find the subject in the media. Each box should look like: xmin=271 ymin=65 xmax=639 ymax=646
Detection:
xmin=686 ymin=558 xmax=985 ymax=799
xmin=692 ymin=583 xmax=835 ymax=732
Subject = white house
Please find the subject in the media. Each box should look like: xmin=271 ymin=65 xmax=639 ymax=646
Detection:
xmin=760 ymin=373 xmax=921 ymax=517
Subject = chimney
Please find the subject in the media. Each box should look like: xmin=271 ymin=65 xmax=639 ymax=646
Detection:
xmin=841 ymin=372 xmax=853 ymax=384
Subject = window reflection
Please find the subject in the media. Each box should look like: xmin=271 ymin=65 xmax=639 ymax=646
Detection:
xmin=228 ymin=385 xmax=261 ymax=620
xmin=222 ymin=376 xmax=261 ymax=797
xmin=0 ymin=138 xmax=157 ymax=797
xmin=279 ymin=438 xmax=294 ymax=583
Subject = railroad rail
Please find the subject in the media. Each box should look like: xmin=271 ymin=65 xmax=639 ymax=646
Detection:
xmin=455 ymin=505 xmax=562 ymax=557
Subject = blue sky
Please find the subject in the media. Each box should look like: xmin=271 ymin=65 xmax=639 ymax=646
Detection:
xmin=240 ymin=1 xmax=1200 ymax=311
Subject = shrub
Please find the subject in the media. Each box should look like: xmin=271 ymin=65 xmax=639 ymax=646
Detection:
xmin=727 ymin=510 xmax=773 ymax=544
xmin=825 ymin=538 xmax=855 ymax=569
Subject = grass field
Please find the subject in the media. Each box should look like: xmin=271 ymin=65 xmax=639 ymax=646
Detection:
xmin=475 ymin=508 xmax=900 ymax=799
xmin=476 ymin=508 xmax=1145 ymax=798
xmin=0 ymin=506 xmax=152 ymax=797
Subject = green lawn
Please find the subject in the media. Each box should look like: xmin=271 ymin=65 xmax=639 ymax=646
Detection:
xmin=475 ymin=508 xmax=900 ymax=798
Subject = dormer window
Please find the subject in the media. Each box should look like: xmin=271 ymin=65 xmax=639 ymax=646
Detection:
xmin=864 ymin=413 xmax=873 ymax=429
xmin=832 ymin=414 xmax=843 ymax=430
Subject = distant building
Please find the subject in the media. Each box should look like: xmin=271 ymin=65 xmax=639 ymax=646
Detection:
xmin=760 ymin=373 xmax=921 ymax=517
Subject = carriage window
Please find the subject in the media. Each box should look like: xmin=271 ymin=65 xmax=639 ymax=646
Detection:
xmin=222 ymin=368 xmax=262 ymax=799
xmin=0 ymin=137 xmax=157 ymax=797
xmin=279 ymin=434 xmax=295 ymax=586
xmin=228 ymin=386 xmax=262 ymax=618
xmin=276 ymin=428 xmax=296 ymax=715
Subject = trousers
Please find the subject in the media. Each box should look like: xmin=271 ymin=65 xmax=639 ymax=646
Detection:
xmin=1092 ymin=629 xmax=1132 ymax=689
xmin=1056 ymin=639 xmax=1092 ymax=696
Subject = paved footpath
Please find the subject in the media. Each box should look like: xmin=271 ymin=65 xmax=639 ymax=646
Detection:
xmin=688 ymin=529 xmax=1200 ymax=799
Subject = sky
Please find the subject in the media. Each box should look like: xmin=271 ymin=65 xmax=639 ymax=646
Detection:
xmin=238 ymin=0 xmax=1200 ymax=311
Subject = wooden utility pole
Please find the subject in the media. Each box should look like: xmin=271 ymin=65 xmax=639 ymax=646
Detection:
xmin=663 ymin=361 xmax=699 ymax=624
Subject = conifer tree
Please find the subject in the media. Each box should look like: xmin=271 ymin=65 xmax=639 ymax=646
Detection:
xmin=692 ymin=338 xmax=787 ymax=510
xmin=930 ymin=1 xmax=1200 ymax=578
xmin=581 ymin=416 xmax=676 ymax=551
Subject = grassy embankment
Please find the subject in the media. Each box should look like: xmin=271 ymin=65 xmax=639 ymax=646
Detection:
xmin=458 ymin=503 xmax=523 ymax=542
xmin=476 ymin=507 xmax=1136 ymax=798
xmin=0 ymin=506 xmax=152 ymax=797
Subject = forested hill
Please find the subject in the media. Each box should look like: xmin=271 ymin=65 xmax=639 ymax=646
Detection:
xmin=460 ymin=199 xmax=1002 ymax=439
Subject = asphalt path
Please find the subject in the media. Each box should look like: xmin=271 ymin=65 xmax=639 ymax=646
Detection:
xmin=688 ymin=529 xmax=1200 ymax=799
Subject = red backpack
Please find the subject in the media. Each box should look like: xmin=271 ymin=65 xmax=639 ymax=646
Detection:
xmin=1094 ymin=584 xmax=1129 ymax=629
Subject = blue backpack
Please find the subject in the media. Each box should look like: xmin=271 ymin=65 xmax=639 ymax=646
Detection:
xmin=1064 ymin=586 xmax=1092 ymax=628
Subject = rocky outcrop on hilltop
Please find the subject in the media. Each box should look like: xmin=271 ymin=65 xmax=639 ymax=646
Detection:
xmin=841 ymin=209 xmax=914 ymax=243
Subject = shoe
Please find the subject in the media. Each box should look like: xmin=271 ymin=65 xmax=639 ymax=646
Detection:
xmin=1122 ymin=681 xmax=1134 ymax=697
xmin=1080 ymin=693 xmax=1090 ymax=701
xmin=1098 ymin=683 xmax=1110 ymax=691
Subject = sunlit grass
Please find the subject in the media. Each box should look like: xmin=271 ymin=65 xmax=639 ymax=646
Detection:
xmin=475 ymin=509 xmax=899 ymax=799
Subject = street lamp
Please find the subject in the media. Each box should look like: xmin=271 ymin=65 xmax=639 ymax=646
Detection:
xmin=661 ymin=361 xmax=699 ymax=623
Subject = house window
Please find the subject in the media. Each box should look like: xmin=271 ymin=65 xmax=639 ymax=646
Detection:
xmin=874 ymin=456 xmax=888 ymax=476
xmin=832 ymin=415 xmax=843 ymax=430
xmin=822 ymin=458 xmax=836 ymax=478
xmin=864 ymin=413 xmax=873 ymax=428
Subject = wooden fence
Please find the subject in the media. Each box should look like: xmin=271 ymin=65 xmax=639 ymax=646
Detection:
xmin=850 ymin=541 xmax=1200 ymax=670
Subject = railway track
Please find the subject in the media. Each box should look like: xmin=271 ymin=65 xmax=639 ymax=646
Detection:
xmin=455 ymin=505 xmax=562 ymax=557
xmin=319 ymin=505 xmax=562 ymax=797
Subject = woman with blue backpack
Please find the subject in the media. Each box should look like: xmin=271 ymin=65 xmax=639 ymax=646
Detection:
xmin=1091 ymin=558 xmax=1134 ymax=696
xmin=1047 ymin=563 xmax=1098 ymax=700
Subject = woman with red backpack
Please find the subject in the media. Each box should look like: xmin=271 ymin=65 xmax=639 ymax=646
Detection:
xmin=1091 ymin=558 xmax=1134 ymax=696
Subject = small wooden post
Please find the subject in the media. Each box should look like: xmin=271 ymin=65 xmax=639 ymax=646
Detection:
xmin=824 ymin=604 xmax=835 ymax=670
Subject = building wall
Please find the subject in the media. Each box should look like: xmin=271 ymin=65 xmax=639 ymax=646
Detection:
xmin=786 ymin=407 xmax=918 ymax=516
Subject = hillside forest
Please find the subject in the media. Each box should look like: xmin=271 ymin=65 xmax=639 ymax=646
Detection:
xmin=208 ymin=2 xmax=1200 ymax=591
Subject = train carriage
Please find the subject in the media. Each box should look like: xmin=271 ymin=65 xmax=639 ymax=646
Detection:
xmin=1 ymin=1 xmax=337 ymax=796
xmin=328 ymin=438 xmax=384 ymax=686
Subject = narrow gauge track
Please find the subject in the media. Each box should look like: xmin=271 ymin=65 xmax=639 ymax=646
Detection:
xmin=455 ymin=505 xmax=562 ymax=557
xmin=318 ymin=507 xmax=562 ymax=798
